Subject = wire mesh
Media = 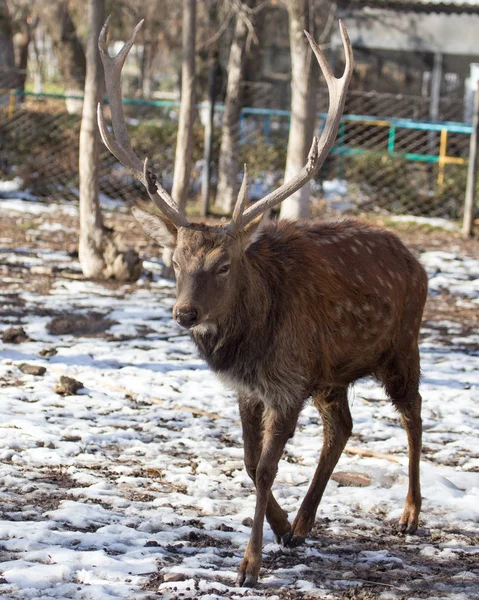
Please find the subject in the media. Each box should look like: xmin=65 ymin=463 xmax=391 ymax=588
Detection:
xmin=0 ymin=90 xmax=473 ymax=220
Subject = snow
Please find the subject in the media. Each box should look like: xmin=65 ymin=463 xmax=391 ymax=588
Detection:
xmin=319 ymin=179 xmax=357 ymax=214
xmin=68 ymin=188 xmax=128 ymax=210
xmin=0 ymin=198 xmax=78 ymax=217
xmin=421 ymin=250 xmax=479 ymax=299
xmin=322 ymin=179 xmax=349 ymax=198
xmin=0 ymin=177 xmax=23 ymax=193
xmin=0 ymin=207 xmax=478 ymax=598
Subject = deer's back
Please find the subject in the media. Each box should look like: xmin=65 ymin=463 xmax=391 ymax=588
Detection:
xmin=254 ymin=219 xmax=427 ymax=381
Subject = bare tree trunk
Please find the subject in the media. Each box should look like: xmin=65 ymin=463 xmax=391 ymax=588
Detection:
xmin=243 ymin=5 xmax=266 ymax=105
xmin=13 ymin=13 xmax=37 ymax=102
xmin=280 ymin=0 xmax=317 ymax=220
xmin=200 ymin=0 xmax=220 ymax=217
xmin=162 ymin=0 xmax=196 ymax=279
xmin=140 ymin=29 xmax=158 ymax=99
xmin=14 ymin=23 xmax=30 ymax=96
xmin=171 ymin=0 xmax=196 ymax=210
xmin=141 ymin=38 xmax=153 ymax=98
xmin=32 ymin=25 xmax=46 ymax=94
xmin=79 ymin=0 xmax=141 ymax=281
xmin=40 ymin=0 xmax=86 ymax=113
xmin=79 ymin=0 xmax=106 ymax=279
xmin=0 ymin=0 xmax=17 ymax=97
xmin=215 ymin=5 xmax=252 ymax=215
xmin=200 ymin=48 xmax=220 ymax=217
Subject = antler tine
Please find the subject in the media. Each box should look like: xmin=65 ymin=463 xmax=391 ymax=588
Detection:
xmin=228 ymin=165 xmax=248 ymax=233
xmin=97 ymin=103 xmax=143 ymax=181
xmin=98 ymin=17 xmax=144 ymax=170
xmin=238 ymin=21 xmax=354 ymax=228
xmin=97 ymin=18 xmax=190 ymax=228
xmin=339 ymin=20 xmax=354 ymax=79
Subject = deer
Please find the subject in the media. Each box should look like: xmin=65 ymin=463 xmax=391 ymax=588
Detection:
xmin=97 ymin=18 xmax=428 ymax=588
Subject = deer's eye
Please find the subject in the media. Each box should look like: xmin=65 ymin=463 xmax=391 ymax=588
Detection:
xmin=217 ymin=264 xmax=230 ymax=276
xmin=172 ymin=260 xmax=180 ymax=271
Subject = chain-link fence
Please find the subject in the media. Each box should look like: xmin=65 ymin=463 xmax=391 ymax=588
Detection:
xmin=0 ymin=89 xmax=474 ymax=220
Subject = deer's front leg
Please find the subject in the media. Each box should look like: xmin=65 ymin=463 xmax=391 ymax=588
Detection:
xmin=237 ymin=405 xmax=300 ymax=588
xmin=239 ymin=396 xmax=292 ymax=543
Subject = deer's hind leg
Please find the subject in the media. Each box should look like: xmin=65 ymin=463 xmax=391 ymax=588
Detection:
xmin=287 ymin=387 xmax=352 ymax=545
xmin=239 ymin=396 xmax=292 ymax=543
xmin=378 ymin=345 xmax=422 ymax=534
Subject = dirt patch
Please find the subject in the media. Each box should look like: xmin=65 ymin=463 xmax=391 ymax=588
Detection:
xmin=34 ymin=468 xmax=79 ymax=489
xmin=48 ymin=312 xmax=116 ymax=337
xmin=0 ymin=469 xmax=77 ymax=519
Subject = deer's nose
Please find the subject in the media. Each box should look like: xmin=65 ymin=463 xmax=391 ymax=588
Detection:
xmin=175 ymin=307 xmax=198 ymax=329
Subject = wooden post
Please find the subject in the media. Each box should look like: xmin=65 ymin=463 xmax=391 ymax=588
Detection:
xmin=463 ymin=81 xmax=479 ymax=238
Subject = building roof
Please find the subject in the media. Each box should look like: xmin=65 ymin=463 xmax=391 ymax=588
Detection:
xmin=344 ymin=0 xmax=479 ymax=13
xmin=337 ymin=5 xmax=479 ymax=55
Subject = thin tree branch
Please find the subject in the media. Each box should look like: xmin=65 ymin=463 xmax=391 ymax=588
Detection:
xmin=318 ymin=1 xmax=337 ymax=44
xmin=199 ymin=4 xmax=234 ymax=50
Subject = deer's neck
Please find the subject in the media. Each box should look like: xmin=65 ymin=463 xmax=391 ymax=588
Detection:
xmin=190 ymin=230 xmax=316 ymax=407
xmin=191 ymin=249 xmax=284 ymax=379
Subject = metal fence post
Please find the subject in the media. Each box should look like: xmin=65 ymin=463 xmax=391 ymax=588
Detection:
xmin=263 ymin=114 xmax=270 ymax=143
xmin=463 ymin=81 xmax=479 ymax=238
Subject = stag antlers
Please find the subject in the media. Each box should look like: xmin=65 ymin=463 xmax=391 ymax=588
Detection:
xmin=97 ymin=17 xmax=189 ymax=228
xmin=97 ymin=18 xmax=354 ymax=231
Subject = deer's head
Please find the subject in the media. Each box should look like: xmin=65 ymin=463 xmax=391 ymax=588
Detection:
xmin=132 ymin=203 xmax=262 ymax=330
xmin=97 ymin=17 xmax=353 ymax=330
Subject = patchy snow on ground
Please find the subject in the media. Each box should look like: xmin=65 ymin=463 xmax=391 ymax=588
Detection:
xmin=321 ymin=179 xmax=349 ymax=199
xmin=0 ymin=178 xmax=23 ymax=193
xmin=0 ymin=198 xmax=78 ymax=217
xmin=318 ymin=179 xmax=358 ymax=214
xmin=0 ymin=213 xmax=478 ymax=600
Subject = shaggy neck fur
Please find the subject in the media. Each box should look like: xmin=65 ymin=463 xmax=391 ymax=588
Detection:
xmin=192 ymin=240 xmax=285 ymax=377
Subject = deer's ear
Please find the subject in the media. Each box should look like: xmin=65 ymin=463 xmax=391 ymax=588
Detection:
xmin=240 ymin=214 xmax=265 ymax=249
xmin=132 ymin=207 xmax=177 ymax=248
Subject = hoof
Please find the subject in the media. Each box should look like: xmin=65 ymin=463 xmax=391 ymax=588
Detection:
xmin=285 ymin=533 xmax=306 ymax=547
xmin=398 ymin=519 xmax=418 ymax=535
xmin=236 ymin=557 xmax=260 ymax=588
xmin=279 ymin=531 xmax=305 ymax=547
xmin=236 ymin=573 xmax=257 ymax=588
xmin=398 ymin=502 xmax=420 ymax=534
xmin=236 ymin=570 xmax=258 ymax=588
xmin=276 ymin=531 xmax=291 ymax=546
xmin=275 ymin=528 xmax=292 ymax=546
xmin=286 ymin=516 xmax=311 ymax=547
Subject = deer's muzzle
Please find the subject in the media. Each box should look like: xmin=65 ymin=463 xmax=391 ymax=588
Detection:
xmin=174 ymin=306 xmax=199 ymax=329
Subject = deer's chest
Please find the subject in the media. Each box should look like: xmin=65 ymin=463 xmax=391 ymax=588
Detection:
xmin=193 ymin=332 xmax=308 ymax=410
